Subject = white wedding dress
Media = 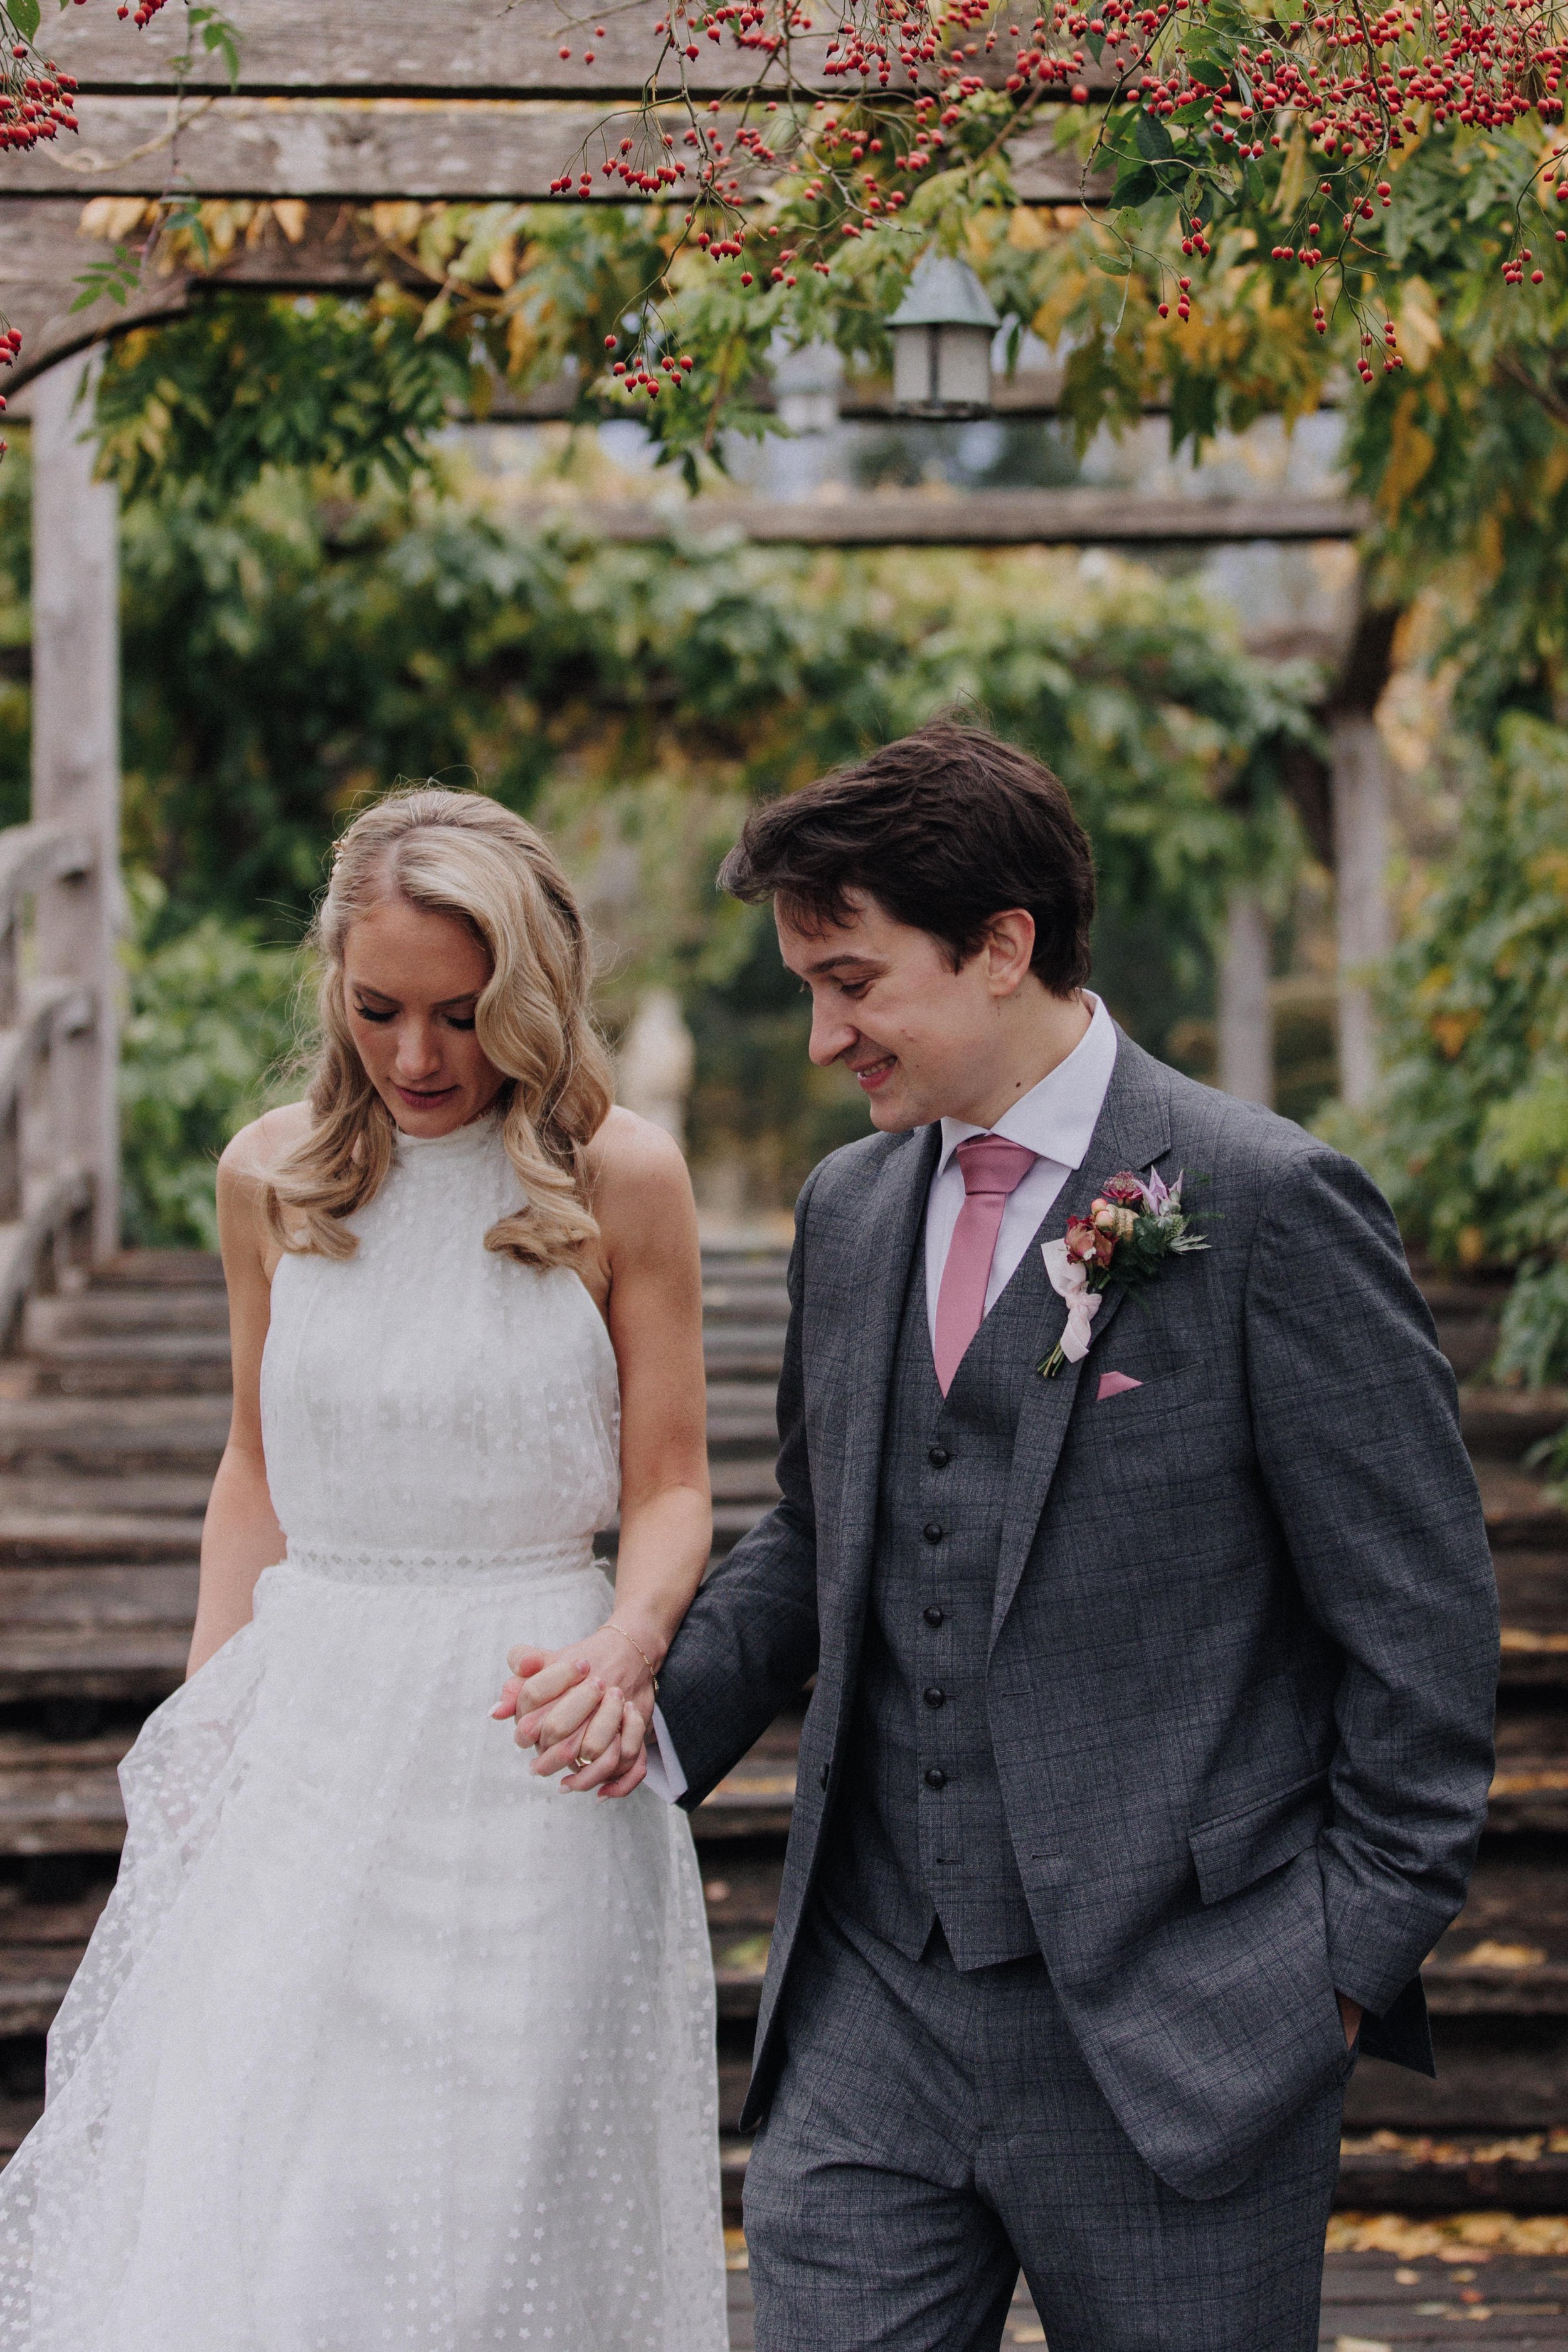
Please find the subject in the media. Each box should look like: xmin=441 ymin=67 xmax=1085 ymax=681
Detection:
xmin=0 ymin=1115 xmax=728 ymax=2351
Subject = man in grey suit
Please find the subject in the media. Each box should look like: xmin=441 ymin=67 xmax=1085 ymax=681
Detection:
xmin=518 ymin=719 xmax=1498 ymax=2349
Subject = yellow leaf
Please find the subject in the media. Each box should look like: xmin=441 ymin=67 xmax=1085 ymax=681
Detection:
xmin=1452 ymin=1939 xmax=1546 ymax=1968
xmin=1378 ymin=392 xmax=1437 ymax=519
xmin=80 ymin=196 xmax=151 ymax=243
xmin=1429 ymin=1009 xmax=1480 ymax=1059
xmin=270 ymin=200 xmax=308 ymax=246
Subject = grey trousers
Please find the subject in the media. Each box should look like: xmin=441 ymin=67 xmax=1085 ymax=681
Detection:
xmin=743 ymin=1902 xmax=1347 ymax=2352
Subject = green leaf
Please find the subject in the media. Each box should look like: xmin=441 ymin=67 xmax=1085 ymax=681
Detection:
xmin=1133 ymin=108 xmax=1176 ymax=161
xmin=11 ymin=0 xmax=40 ymax=41
xmin=1096 ymin=251 xmax=1133 ymax=275
xmin=1112 ymin=161 xmax=1162 ymax=207
xmin=1112 ymin=204 xmax=1144 ymax=240
xmin=1185 ymin=55 xmax=1229 ymax=88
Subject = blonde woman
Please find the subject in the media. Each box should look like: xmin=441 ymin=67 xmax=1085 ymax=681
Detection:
xmin=0 ymin=788 xmax=728 ymax=2351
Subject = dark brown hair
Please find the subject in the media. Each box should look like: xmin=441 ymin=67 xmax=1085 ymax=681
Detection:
xmin=718 ymin=720 xmax=1096 ymax=995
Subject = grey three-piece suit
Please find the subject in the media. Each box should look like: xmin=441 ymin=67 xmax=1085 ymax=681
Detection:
xmin=658 ymin=1032 xmax=1498 ymax=2350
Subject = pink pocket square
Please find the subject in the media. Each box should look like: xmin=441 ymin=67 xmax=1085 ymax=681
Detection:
xmin=1096 ymin=1370 xmax=1143 ymax=1401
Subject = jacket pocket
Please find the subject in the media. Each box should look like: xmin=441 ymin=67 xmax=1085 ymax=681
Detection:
xmin=1188 ymin=1769 xmax=1327 ymax=1906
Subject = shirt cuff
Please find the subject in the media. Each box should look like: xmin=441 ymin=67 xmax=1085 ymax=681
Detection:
xmin=644 ymin=1703 xmax=688 ymax=1805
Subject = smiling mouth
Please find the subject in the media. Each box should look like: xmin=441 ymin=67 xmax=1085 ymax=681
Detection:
xmin=850 ymin=1054 xmax=897 ymax=1092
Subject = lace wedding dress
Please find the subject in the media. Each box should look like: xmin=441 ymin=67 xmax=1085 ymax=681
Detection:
xmin=0 ymin=1115 xmax=728 ymax=2351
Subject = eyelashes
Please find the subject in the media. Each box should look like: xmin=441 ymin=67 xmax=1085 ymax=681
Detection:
xmin=351 ymin=1003 xmax=477 ymax=1032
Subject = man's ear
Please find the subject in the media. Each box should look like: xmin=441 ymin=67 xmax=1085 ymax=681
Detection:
xmin=982 ymin=909 xmax=1037 ymax=999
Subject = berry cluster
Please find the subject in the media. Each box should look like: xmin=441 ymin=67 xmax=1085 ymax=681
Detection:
xmin=0 ymin=320 xmax=18 ymax=457
xmin=0 ymin=42 xmax=78 ymax=151
xmin=550 ymin=0 xmax=1568 ymax=364
xmin=605 ymin=336 xmax=698 ymax=398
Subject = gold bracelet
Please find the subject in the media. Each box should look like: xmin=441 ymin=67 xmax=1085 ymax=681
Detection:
xmin=604 ymin=1619 xmax=660 ymax=1698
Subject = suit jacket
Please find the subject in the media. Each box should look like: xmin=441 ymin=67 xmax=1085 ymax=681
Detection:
xmin=658 ymin=1032 xmax=1500 ymax=2198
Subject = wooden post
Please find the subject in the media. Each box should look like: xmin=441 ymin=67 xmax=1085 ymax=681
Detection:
xmin=1330 ymin=711 xmax=1391 ymax=1113
xmin=29 ymin=351 xmax=120 ymax=1259
xmin=1217 ymin=886 xmax=1274 ymax=1106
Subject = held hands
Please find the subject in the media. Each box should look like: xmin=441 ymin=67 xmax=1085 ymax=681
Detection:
xmin=492 ymin=1620 xmax=661 ymax=1800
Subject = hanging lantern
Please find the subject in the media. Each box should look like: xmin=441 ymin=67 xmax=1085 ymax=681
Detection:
xmin=888 ymin=253 xmax=1000 ymax=419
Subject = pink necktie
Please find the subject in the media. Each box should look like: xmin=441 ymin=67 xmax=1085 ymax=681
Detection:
xmin=932 ymin=1135 xmax=1039 ymax=1396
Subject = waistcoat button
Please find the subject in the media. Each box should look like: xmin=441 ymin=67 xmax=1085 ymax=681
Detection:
xmin=923 ymin=1606 xmax=945 ymax=1627
xmin=923 ymin=1686 xmax=945 ymax=1708
xmin=923 ymin=1521 xmax=945 ymax=1544
xmin=928 ymin=1445 xmax=951 ymax=1467
xmin=923 ymin=1767 xmax=948 ymax=1789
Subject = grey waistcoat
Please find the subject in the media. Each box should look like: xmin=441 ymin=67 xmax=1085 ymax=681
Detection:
xmin=821 ymin=1231 xmax=1042 ymax=1971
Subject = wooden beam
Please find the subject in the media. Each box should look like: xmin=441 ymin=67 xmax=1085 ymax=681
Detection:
xmin=29 ymin=354 xmax=120 ymax=1260
xmin=29 ymin=0 xmax=834 ymax=103
xmin=1217 ymin=888 xmax=1274 ymax=1106
xmin=31 ymin=0 xmax=1118 ymax=104
xmin=572 ymin=492 xmax=1372 ymax=544
xmin=0 ymin=198 xmax=389 ymax=388
xmin=0 ymin=95 xmax=1091 ymax=204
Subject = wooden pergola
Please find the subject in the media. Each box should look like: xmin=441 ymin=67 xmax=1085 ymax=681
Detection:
xmin=0 ymin=0 xmax=1388 ymax=1306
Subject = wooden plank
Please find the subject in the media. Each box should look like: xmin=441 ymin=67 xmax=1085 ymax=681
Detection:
xmin=0 ymin=95 xmax=1091 ymax=204
xmin=30 ymin=0 xmax=1120 ymax=104
xmin=575 ymin=492 xmax=1372 ymax=546
xmin=30 ymin=0 xmax=837 ymax=103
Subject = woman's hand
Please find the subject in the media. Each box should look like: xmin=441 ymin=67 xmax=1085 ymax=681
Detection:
xmin=494 ymin=1630 xmax=655 ymax=1799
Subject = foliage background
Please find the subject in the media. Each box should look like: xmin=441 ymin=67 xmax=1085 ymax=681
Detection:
xmin=0 ymin=428 xmax=1319 ymax=1245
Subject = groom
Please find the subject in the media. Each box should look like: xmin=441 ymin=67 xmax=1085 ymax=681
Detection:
xmin=590 ymin=721 xmax=1495 ymax=2347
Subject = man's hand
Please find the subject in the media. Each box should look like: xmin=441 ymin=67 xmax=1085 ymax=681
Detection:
xmin=493 ymin=1637 xmax=650 ymax=1799
xmin=1337 ymin=1992 xmax=1364 ymax=2049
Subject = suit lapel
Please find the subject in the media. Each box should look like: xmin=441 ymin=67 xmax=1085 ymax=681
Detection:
xmin=988 ymin=1033 xmax=1173 ymax=1648
xmin=824 ymin=1124 xmax=940 ymax=1632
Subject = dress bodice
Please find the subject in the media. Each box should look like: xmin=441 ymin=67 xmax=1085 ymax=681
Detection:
xmin=260 ymin=1114 xmax=620 ymax=1569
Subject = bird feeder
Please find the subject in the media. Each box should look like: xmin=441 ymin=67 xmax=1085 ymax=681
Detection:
xmin=888 ymin=254 xmax=1000 ymax=418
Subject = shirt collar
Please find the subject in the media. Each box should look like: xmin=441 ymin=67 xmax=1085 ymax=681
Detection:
xmin=936 ymin=993 xmax=1119 ymax=1179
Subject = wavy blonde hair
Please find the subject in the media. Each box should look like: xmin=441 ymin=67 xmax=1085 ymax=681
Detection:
xmin=263 ymin=787 xmax=613 ymax=1271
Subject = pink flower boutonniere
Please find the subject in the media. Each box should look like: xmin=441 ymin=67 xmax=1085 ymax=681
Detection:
xmin=1037 ymin=1167 xmax=1209 ymax=1379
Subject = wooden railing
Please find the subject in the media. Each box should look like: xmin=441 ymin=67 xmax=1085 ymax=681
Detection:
xmin=0 ymin=822 xmax=104 ymax=1337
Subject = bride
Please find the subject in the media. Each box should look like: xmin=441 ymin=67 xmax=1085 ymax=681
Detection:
xmin=0 ymin=788 xmax=728 ymax=2350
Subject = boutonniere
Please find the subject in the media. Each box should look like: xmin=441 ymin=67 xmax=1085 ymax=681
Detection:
xmin=1037 ymin=1167 xmax=1209 ymax=1378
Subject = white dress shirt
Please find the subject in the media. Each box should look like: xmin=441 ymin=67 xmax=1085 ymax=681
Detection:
xmin=923 ymin=991 xmax=1118 ymax=1348
xmin=644 ymin=995 xmax=1118 ymax=1805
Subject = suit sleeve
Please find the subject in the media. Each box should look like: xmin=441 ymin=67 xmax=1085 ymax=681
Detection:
xmin=1243 ymin=1145 xmax=1499 ymax=2019
xmin=654 ymin=1167 xmax=825 ymax=1809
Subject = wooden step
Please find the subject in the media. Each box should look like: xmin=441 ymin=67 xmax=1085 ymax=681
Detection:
xmin=701 ymin=1278 xmax=790 ymax=1326
xmin=0 ymin=1565 xmax=195 ymax=1699
xmin=1461 ymin=1389 xmax=1568 ymax=1462
xmin=1479 ymin=1465 xmax=1568 ymax=1549
xmin=0 ymin=1512 xmax=204 ymax=1565
xmin=706 ymin=1384 xmax=783 ymax=1452
xmin=0 ymin=1472 xmax=215 ymax=1522
xmin=25 ymin=1290 xmax=230 ymax=1340
xmin=0 ymin=1396 xmax=230 ymax=1477
xmin=94 ymin=1251 xmax=224 ymax=1290
xmin=694 ymin=1742 xmax=799 ymax=1840
xmin=0 ymin=1735 xmax=131 ymax=1855
xmin=703 ymin=1330 xmax=789 ymax=1380
xmin=26 ymin=1339 xmax=233 ymax=1397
